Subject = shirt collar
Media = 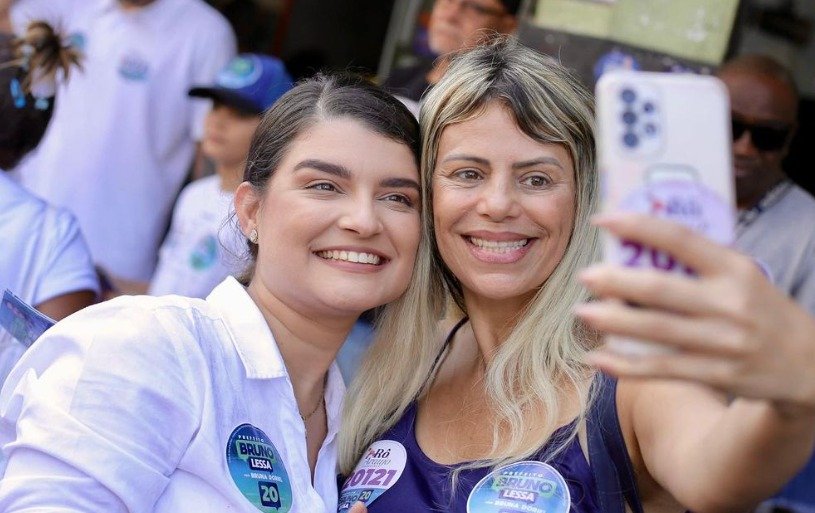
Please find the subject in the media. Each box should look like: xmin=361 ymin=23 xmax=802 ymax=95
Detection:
xmin=325 ymin=361 xmax=346 ymax=433
xmin=207 ymin=277 xmax=288 ymax=379
xmin=207 ymin=277 xmax=347 ymax=425
xmin=736 ymin=179 xmax=792 ymax=230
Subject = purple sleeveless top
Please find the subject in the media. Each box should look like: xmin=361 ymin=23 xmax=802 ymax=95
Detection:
xmin=341 ymin=401 xmax=600 ymax=513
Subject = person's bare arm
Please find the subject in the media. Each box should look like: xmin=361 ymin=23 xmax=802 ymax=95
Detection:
xmin=107 ymin=276 xmax=148 ymax=298
xmin=577 ymin=213 xmax=815 ymax=512
xmin=620 ymin=379 xmax=814 ymax=512
xmin=36 ymin=290 xmax=95 ymax=320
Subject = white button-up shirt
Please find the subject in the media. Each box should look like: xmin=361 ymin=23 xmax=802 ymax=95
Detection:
xmin=0 ymin=277 xmax=345 ymax=512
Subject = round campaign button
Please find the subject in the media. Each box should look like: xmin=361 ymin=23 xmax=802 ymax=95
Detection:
xmin=467 ymin=461 xmax=571 ymax=513
xmin=337 ymin=440 xmax=407 ymax=512
xmin=226 ymin=423 xmax=293 ymax=513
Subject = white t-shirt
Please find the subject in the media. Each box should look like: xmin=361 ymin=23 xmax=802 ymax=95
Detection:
xmin=0 ymin=172 xmax=98 ymax=384
xmin=149 ymin=176 xmax=246 ymax=298
xmin=735 ymin=181 xmax=815 ymax=315
xmin=11 ymin=0 xmax=237 ymax=281
xmin=0 ymin=277 xmax=344 ymax=512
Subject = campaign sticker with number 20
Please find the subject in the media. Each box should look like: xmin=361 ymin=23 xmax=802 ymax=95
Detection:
xmin=337 ymin=440 xmax=407 ymax=512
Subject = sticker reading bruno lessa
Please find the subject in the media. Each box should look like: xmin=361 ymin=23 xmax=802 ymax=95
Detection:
xmin=467 ymin=461 xmax=571 ymax=513
xmin=337 ymin=440 xmax=407 ymax=512
xmin=226 ymin=423 xmax=293 ymax=513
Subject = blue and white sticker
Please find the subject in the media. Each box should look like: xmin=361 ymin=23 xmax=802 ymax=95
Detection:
xmin=337 ymin=440 xmax=407 ymax=512
xmin=466 ymin=461 xmax=571 ymax=513
xmin=226 ymin=423 xmax=293 ymax=512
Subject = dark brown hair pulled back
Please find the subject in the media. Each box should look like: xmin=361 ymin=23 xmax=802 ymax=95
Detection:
xmin=0 ymin=21 xmax=82 ymax=170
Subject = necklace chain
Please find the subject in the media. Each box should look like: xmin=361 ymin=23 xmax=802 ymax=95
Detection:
xmin=299 ymin=375 xmax=328 ymax=423
xmin=299 ymin=395 xmax=324 ymax=423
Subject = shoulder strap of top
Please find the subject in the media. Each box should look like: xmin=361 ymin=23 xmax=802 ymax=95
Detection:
xmin=587 ymin=373 xmax=644 ymax=513
xmin=426 ymin=316 xmax=469 ymax=382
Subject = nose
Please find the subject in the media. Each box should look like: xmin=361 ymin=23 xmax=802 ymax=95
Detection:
xmin=208 ymin=105 xmax=229 ymax=128
xmin=475 ymin=176 xmax=520 ymax=221
xmin=337 ymin=198 xmax=384 ymax=238
xmin=733 ymin=129 xmax=759 ymax=158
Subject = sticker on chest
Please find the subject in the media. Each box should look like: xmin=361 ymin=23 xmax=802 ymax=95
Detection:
xmin=337 ymin=440 xmax=407 ymax=512
xmin=226 ymin=423 xmax=293 ymax=512
xmin=466 ymin=461 xmax=571 ymax=513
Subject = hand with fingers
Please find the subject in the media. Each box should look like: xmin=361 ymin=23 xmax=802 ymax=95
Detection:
xmin=576 ymin=213 xmax=815 ymax=417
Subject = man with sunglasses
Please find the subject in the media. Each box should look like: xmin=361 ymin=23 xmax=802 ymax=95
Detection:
xmin=381 ymin=0 xmax=519 ymax=105
xmin=719 ymin=55 xmax=815 ymax=513
xmin=718 ymin=55 xmax=815 ymax=316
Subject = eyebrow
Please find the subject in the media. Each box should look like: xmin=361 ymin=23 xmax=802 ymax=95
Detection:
xmin=441 ymin=154 xmax=565 ymax=171
xmin=294 ymin=159 xmax=351 ymax=179
xmin=441 ymin=154 xmax=490 ymax=166
xmin=294 ymin=158 xmax=420 ymax=191
xmin=381 ymin=177 xmax=420 ymax=192
xmin=512 ymin=157 xmax=565 ymax=171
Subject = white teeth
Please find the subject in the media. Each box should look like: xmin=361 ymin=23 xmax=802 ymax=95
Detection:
xmin=469 ymin=237 xmax=529 ymax=252
xmin=317 ymin=250 xmax=381 ymax=265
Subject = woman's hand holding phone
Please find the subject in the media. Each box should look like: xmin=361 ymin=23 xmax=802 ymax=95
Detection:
xmin=576 ymin=213 xmax=815 ymax=418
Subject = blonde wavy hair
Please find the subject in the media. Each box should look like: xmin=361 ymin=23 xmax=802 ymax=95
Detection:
xmin=339 ymin=36 xmax=600 ymax=476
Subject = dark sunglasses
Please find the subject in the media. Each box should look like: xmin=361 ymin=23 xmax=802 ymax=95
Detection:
xmin=731 ymin=118 xmax=792 ymax=152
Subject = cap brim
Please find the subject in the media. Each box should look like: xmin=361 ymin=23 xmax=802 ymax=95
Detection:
xmin=188 ymin=87 xmax=263 ymax=115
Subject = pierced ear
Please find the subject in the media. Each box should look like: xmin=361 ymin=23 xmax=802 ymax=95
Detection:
xmin=234 ymin=181 xmax=261 ymax=236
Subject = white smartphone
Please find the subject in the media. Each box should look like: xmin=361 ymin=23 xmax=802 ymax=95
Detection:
xmin=595 ymin=71 xmax=736 ymax=355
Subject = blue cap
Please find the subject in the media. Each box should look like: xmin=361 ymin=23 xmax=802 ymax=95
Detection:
xmin=189 ymin=54 xmax=294 ymax=115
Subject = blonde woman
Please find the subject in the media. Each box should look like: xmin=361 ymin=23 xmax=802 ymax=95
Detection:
xmin=338 ymin=38 xmax=815 ymax=513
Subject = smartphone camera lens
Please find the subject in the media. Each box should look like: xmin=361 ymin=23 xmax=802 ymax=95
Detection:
xmin=643 ymin=101 xmax=655 ymax=113
xmin=644 ymin=123 xmax=658 ymax=135
xmin=621 ymin=88 xmax=636 ymax=103
xmin=622 ymin=111 xmax=637 ymax=125
xmin=623 ymin=132 xmax=639 ymax=148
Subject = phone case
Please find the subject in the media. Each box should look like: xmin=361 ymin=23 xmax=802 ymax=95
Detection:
xmin=596 ymin=71 xmax=736 ymax=354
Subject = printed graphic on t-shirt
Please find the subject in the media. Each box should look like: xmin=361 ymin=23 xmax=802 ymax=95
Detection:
xmin=466 ymin=461 xmax=571 ymax=513
xmin=189 ymin=235 xmax=219 ymax=270
xmin=118 ymin=52 xmax=149 ymax=81
xmin=338 ymin=440 xmax=407 ymax=512
xmin=226 ymin=423 xmax=293 ymax=512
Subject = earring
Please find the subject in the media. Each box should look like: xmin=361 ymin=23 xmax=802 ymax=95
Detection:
xmin=249 ymin=228 xmax=259 ymax=244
